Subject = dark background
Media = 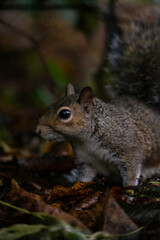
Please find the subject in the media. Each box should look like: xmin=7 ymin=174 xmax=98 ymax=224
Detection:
xmin=0 ymin=0 xmax=158 ymax=146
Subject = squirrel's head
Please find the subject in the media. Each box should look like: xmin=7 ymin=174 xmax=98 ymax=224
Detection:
xmin=35 ymin=83 xmax=94 ymax=142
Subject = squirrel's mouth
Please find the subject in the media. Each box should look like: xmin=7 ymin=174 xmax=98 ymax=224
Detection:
xmin=35 ymin=125 xmax=65 ymax=142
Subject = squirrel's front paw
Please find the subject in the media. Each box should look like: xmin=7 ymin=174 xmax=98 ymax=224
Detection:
xmin=77 ymin=165 xmax=97 ymax=182
xmin=77 ymin=175 xmax=94 ymax=182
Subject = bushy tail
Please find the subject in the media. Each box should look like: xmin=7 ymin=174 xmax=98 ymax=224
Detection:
xmin=106 ymin=5 xmax=160 ymax=110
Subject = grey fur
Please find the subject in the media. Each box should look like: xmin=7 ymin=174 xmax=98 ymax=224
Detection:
xmin=36 ymin=93 xmax=160 ymax=187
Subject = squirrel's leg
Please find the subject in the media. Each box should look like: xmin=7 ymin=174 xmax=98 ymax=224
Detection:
xmin=121 ymin=162 xmax=142 ymax=202
xmin=77 ymin=164 xmax=97 ymax=182
xmin=117 ymin=151 xmax=142 ymax=187
xmin=122 ymin=162 xmax=141 ymax=187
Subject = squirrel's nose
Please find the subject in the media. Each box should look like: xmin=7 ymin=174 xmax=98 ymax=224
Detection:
xmin=35 ymin=126 xmax=41 ymax=135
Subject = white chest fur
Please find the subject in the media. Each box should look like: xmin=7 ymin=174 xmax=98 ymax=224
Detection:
xmin=72 ymin=137 xmax=123 ymax=182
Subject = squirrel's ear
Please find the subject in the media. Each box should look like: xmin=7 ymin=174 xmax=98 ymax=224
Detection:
xmin=66 ymin=83 xmax=75 ymax=96
xmin=78 ymin=87 xmax=93 ymax=116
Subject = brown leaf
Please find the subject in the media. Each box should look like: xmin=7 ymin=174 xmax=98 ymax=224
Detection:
xmin=74 ymin=191 xmax=102 ymax=210
xmin=110 ymin=186 xmax=124 ymax=202
xmin=0 ymin=153 xmax=13 ymax=163
xmin=7 ymin=179 xmax=90 ymax=231
xmin=70 ymin=193 xmax=105 ymax=231
xmin=71 ymin=209 xmax=98 ymax=230
xmin=26 ymin=155 xmax=75 ymax=172
xmin=49 ymin=179 xmax=107 ymax=230
xmin=103 ymin=193 xmax=140 ymax=239
xmin=51 ymin=181 xmax=94 ymax=200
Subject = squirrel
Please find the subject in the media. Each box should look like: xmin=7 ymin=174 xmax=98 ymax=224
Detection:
xmin=35 ymin=83 xmax=160 ymax=187
xmin=35 ymin=7 xmax=160 ymax=187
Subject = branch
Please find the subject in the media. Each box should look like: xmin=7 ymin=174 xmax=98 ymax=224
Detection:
xmin=0 ymin=17 xmax=37 ymax=44
xmin=0 ymin=17 xmax=55 ymax=91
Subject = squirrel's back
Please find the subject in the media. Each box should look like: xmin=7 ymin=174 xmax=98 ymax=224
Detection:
xmin=93 ymin=96 xmax=160 ymax=159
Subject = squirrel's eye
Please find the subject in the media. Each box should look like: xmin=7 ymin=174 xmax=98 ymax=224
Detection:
xmin=58 ymin=109 xmax=72 ymax=120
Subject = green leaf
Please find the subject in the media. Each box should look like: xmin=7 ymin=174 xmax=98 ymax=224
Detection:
xmin=0 ymin=224 xmax=46 ymax=240
xmin=0 ymin=201 xmax=30 ymax=214
xmin=89 ymin=227 xmax=143 ymax=240
xmin=0 ymin=201 xmax=87 ymax=240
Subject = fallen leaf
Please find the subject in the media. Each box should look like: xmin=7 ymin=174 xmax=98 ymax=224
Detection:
xmin=50 ymin=180 xmax=107 ymax=230
xmin=7 ymin=179 xmax=89 ymax=231
xmin=103 ymin=193 xmax=140 ymax=239
xmin=26 ymin=155 xmax=75 ymax=172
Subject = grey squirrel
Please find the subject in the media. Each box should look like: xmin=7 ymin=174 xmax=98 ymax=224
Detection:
xmin=36 ymin=8 xmax=160 ymax=187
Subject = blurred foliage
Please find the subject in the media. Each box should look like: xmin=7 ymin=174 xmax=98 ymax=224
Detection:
xmin=0 ymin=200 xmax=143 ymax=240
xmin=35 ymin=87 xmax=53 ymax=106
xmin=47 ymin=58 xmax=70 ymax=89
xmin=122 ymin=0 xmax=156 ymax=3
xmin=0 ymin=0 xmax=102 ymax=111
xmin=0 ymin=127 xmax=11 ymax=143
xmin=26 ymin=53 xmax=43 ymax=82
xmin=0 ymin=201 xmax=87 ymax=240
xmin=0 ymin=0 xmax=159 ymax=133
xmin=0 ymin=0 xmax=157 ymax=112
